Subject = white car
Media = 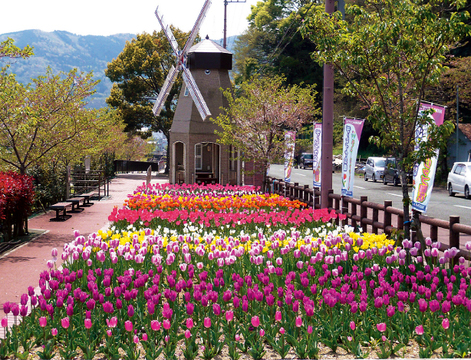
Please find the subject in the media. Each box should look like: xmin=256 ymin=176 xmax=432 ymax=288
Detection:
xmin=447 ymin=162 xmax=471 ymax=199
xmin=364 ymin=157 xmax=386 ymax=182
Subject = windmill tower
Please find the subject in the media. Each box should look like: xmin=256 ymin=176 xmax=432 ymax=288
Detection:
xmin=154 ymin=1 xmax=240 ymax=185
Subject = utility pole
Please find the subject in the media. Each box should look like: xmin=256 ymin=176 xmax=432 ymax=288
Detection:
xmin=224 ymin=0 xmax=246 ymax=49
xmin=321 ymin=0 xmax=335 ymax=208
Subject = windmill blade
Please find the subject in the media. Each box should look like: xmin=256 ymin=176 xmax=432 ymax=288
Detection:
xmin=182 ymin=66 xmax=211 ymax=120
xmin=181 ymin=0 xmax=212 ymax=56
xmin=155 ymin=5 xmax=181 ymax=56
xmin=153 ymin=65 xmax=179 ymax=116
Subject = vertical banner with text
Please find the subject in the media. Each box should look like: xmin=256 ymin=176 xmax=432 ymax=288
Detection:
xmin=284 ymin=131 xmax=296 ymax=183
xmin=411 ymin=103 xmax=446 ymax=213
xmin=341 ymin=118 xmax=365 ymax=197
xmin=312 ymin=123 xmax=322 ymax=188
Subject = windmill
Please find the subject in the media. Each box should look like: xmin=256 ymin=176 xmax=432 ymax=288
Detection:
xmin=153 ymin=0 xmax=212 ymax=121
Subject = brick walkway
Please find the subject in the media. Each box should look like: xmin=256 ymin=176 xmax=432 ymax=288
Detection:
xmin=0 ymin=173 xmax=168 ymax=337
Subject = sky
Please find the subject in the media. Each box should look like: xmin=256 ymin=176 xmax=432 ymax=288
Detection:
xmin=0 ymin=0 xmax=259 ymax=39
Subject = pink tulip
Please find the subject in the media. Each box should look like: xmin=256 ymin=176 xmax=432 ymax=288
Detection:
xmin=185 ymin=330 xmax=191 ymax=339
xmin=61 ymin=317 xmax=70 ymax=329
xmin=376 ymin=323 xmax=386 ymax=333
xmin=133 ymin=335 xmax=139 ymax=344
xmin=125 ymin=320 xmax=133 ymax=332
xmin=251 ymin=316 xmax=260 ymax=328
xmin=106 ymin=329 xmax=112 ymax=337
xmin=151 ymin=320 xmax=161 ymax=331
xmin=279 ymin=327 xmax=285 ymax=335
xmin=235 ymin=334 xmax=241 ymax=341
xmin=1 ymin=317 xmax=7 ymax=328
xmin=350 ymin=321 xmax=356 ymax=331
xmin=415 ymin=325 xmax=424 ymax=335
xmin=39 ymin=316 xmax=47 ymax=328
xmin=442 ymin=318 xmax=450 ymax=330
xmin=84 ymin=319 xmax=92 ymax=329
xmin=226 ymin=310 xmax=234 ymax=322
xmin=186 ymin=318 xmax=194 ymax=329
xmin=307 ymin=325 xmax=313 ymax=334
xmin=106 ymin=317 xmax=117 ymax=328
xmin=295 ymin=316 xmax=302 ymax=327
xmin=275 ymin=311 xmax=282 ymax=322
xmin=51 ymin=328 xmax=58 ymax=336
xmin=382 ymin=335 xmax=387 ymax=342
xmin=142 ymin=333 xmax=148 ymax=341
xmin=163 ymin=319 xmax=171 ymax=330
xmin=260 ymin=329 xmax=265 ymax=337
xmin=204 ymin=317 xmax=211 ymax=328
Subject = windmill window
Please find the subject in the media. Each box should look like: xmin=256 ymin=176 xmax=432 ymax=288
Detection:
xmin=205 ymin=70 xmax=211 ymax=75
xmin=195 ymin=144 xmax=202 ymax=170
xmin=184 ymin=86 xmax=189 ymax=96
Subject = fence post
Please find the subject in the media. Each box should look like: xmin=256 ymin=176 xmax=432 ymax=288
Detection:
xmin=303 ymin=185 xmax=309 ymax=205
xmin=341 ymin=196 xmax=348 ymax=226
xmin=360 ymin=196 xmax=368 ymax=232
xmin=351 ymin=198 xmax=358 ymax=229
xmin=450 ymin=215 xmax=460 ymax=266
xmin=328 ymin=189 xmax=334 ymax=211
xmin=384 ymin=200 xmax=392 ymax=235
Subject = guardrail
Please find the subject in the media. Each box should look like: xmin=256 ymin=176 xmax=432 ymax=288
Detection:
xmin=267 ymin=177 xmax=471 ymax=261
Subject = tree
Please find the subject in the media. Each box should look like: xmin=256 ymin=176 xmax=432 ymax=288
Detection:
xmin=0 ymin=67 xmax=99 ymax=174
xmin=0 ymin=38 xmax=33 ymax=60
xmin=233 ymin=0 xmax=323 ymax=89
xmin=211 ymin=75 xmax=319 ymax=190
xmin=105 ymin=30 xmax=191 ymax=160
xmin=301 ymin=0 xmax=470 ymax=241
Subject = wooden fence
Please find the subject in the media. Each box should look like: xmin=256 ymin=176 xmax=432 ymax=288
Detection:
xmin=267 ymin=177 xmax=471 ymax=261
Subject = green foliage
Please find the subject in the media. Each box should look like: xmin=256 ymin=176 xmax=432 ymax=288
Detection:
xmin=0 ymin=37 xmax=33 ymax=59
xmin=233 ymin=0 xmax=323 ymax=90
xmin=0 ymin=67 xmax=99 ymax=174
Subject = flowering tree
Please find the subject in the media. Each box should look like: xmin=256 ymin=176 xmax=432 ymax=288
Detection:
xmin=301 ymin=0 xmax=470 ymax=240
xmin=212 ymin=75 xmax=319 ymax=190
xmin=0 ymin=38 xmax=33 ymax=60
xmin=0 ymin=68 xmax=98 ymax=174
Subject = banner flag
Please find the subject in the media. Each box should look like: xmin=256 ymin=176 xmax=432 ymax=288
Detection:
xmin=284 ymin=131 xmax=296 ymax=183
xmin=411 ymin=103 xmax=446 ymax=213
xmin=341 ymin=118 xmax=365 ymax=197
xmin=312 ymin=123 xmax=322 ymax=188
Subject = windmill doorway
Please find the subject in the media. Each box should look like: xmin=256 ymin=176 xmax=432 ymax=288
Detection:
xmin=173 ymin=142 xmax=186 ymax=184
xmin=195 ymin=142 xmax=220 ymax=184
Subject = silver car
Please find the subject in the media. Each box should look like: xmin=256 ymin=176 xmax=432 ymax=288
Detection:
xmin=364 ymin=157 xmax=386 ymax=182
xmin=447 ymin=162 xmax=471 ymax=199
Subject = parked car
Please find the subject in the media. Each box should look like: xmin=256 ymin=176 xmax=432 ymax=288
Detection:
xmin=382 ymin=158 xmax=400 ymax=186
xmin=382 ymin=157 xmax=412 ymax=186
xmin=447 ymin=162 xmax=471 ymax=199
xmin=300 ymin=153 xmax=314 ymax=169
xmin=364 ymin=156 xmax=386 ymax=182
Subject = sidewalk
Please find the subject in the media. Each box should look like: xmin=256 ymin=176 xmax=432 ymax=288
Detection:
xmin=0 ymin=173 xmax=168 ymax=324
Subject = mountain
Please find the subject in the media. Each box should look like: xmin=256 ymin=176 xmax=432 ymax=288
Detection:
xmin=0 ymin=30 xmax=239 ymax=108
xmin=0 ymin=30 xmax=135 ymax=108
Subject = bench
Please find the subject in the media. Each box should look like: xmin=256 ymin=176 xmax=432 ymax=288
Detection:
xmin=66 ymin=197 xmax=85 ymax=213
xmin=49 ymin=202 xmax=73 ymax=221
xmin=74 ymin=192 xmax=95 ymax=206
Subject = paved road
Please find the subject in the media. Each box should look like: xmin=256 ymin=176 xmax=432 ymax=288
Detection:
xmin=268 ymin=164 xmax=471 ymax=226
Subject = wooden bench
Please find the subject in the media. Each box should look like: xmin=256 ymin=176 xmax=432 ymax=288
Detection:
xmin=50 ymin=202 xmax=73 ymax=221
xmin=66 ymin=197 xmax=85 ymax=212
xmin=74 ymin=192 xmax=95 ymax=206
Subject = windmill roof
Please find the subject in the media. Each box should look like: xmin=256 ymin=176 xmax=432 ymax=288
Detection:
xmin=189 ymin=37 xmax=232 ymax=55
xmin=459 ymin=123 xmax=471 ymax=142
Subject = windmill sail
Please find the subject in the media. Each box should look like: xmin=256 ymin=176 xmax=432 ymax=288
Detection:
xmin=153 ymin=0 xmax=213 ymax=120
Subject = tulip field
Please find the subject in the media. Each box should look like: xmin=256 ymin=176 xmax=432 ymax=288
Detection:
xmin=2 ymin=182 xmax=471 ymax=359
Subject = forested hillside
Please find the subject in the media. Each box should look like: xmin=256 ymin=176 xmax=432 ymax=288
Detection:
xmin=0 ymin=30 xmax=134 ymax=108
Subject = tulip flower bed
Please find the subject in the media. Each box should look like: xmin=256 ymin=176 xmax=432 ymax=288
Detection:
xmin=2 ymin=183 xmax=471 ymax=360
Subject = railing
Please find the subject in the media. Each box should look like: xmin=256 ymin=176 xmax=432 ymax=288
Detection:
xmin=267 ymin=177 xmax=471 ymax=261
